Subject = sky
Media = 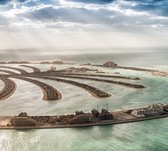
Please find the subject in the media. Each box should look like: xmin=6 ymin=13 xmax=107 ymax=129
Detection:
xmin=0 ymin=0 xmax=168 ymax=54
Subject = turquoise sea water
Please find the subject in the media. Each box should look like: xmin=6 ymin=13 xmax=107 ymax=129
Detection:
xmin=0 ymin=53 xmax=168 ymax=151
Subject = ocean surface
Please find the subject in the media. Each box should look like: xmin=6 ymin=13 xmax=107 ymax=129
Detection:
xmin=0 ymin=52 xmax=168 ymax=151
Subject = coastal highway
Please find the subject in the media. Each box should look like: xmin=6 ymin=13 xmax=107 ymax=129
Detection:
xmin=0 ymin=78 xmax=16 ymax=100
xmin=34 ymin=76 xmax=111 ymax=98
xmin=14 ymin=77 xmax=62 ymax=101
xmin=20 ymin=65 xmax=41 ymax=73
xmin=45 ymin=75 xmax=145 ymax=89
xmin=0 ymin=66 xmax=28 ymax=75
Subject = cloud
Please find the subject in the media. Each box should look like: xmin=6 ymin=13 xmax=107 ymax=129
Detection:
xmin=17 ymin=5 xmax=111 ymax=23
xmin=0 ymin=0 xmax=168 ymax=33
xmin=17 ymin=0 xmax=27 ymax=2
xmin=124 ymin=0 xmax=168 ymax=16
xmin=0 ymin=0 xmax=168 ymax=51
xmin=68 ymin=0 xmax=114 ymax=4
xmin=0 ymin=0 xmax=11 ymax=5
xmin=0 ymin=0 xmax=28 ymax=5
xmin=0 ymin=15 xmax=8 ymax=25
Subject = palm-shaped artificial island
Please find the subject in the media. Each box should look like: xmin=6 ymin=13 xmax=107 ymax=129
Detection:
xmin=0 ymin=61 xmax=168 ymax=129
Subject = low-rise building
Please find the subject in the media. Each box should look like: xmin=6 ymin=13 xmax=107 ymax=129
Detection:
xmin=91 ymin=109 xmax=99 ymax=118
xmin=131 ymin=109 xmax=145 ymax=118
xmin=131 ymin=104 xmax=164 ymax=117
xmin=11 ymin=117 xmax=37 ymax=126
xmin=98 ymin=113 xmax=113 ymax=121
xmin=68 ymin=114 xmax=93 ymax=124
xmin=52 ymin=61 xmax=63 ymax=64
xmin=98 ymin=109 xmax=113 ymax=121
xmin=103 ymin=61 xmax=117 ymax=67
xmin=144 ymin=104 xmax=164 ymax=116
xmin=163 ymin=105 xmax=168 ymax=112
xmin=47 ymin=67 xmax=57 ymax=72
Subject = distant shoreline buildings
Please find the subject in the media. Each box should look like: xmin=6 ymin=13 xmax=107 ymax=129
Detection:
xmin=103 ymin=61 xmax=118 ymax=67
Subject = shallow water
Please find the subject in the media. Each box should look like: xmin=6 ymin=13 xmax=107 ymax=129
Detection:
xmin=0 ymin=55 xmax=168 ymax=151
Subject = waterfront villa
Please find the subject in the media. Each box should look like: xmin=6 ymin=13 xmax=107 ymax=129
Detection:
xmin=131 ymin=104 xmax=164 ymax=117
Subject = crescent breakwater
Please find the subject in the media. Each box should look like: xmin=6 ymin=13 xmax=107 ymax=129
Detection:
xmin=0 ymin=104 xmax=168 ymax=129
